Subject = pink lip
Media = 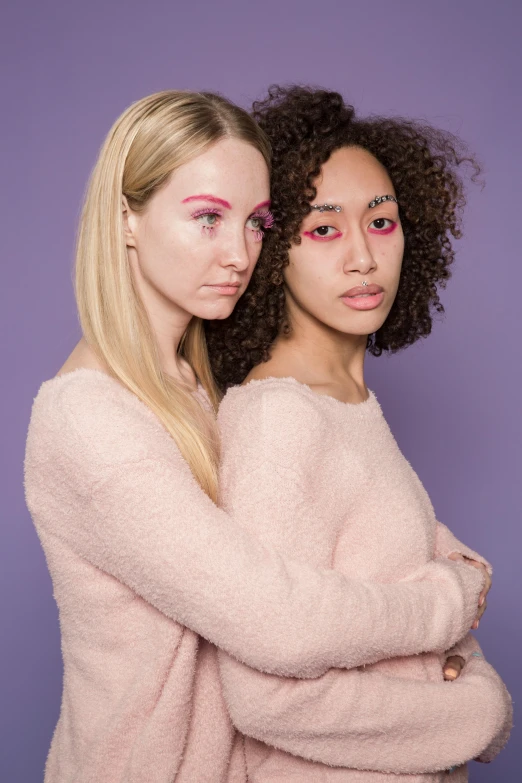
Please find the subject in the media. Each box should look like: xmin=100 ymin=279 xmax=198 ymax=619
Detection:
xmin=340 ymin=284 xmax=384 ymax=311
xmin=204 ymin=282 xmax=241 ymax=296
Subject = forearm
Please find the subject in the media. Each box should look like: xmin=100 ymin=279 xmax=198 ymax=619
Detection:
xmin=445 ymin=634 xmax=513 ymax=763
xmin=218 ymin=646 xmax=508 ymax=773
xmin=53 ymin=459 xmax=483 ymax=676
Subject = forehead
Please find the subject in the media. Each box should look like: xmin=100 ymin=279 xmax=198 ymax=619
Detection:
xmin=314 ymin=146 xmax=393 ymax=202
xmin=167 ymin=137 xmax=269 ymax=202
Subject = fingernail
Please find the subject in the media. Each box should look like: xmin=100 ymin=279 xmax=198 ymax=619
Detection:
xmin=472 ymin=620 xmax=478 ymax=630
xmin=479 ymin=596 xmax=485 ymax=606
xmin=445 ymin=668 xmax=458 ymax=680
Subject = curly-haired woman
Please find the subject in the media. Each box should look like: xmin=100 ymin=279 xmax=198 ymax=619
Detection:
xmin=206 ymin=86 xmax=512 ymax=781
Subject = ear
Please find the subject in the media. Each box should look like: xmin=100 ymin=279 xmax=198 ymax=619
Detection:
xmin=122 ymin=195 xmax=138 ymax=248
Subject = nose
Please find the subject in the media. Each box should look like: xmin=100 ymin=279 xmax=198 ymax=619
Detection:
xmin=342 ymin=227 xmax=376 ymax=277
xmin=221 ymin=229 xmax=251 ymax=273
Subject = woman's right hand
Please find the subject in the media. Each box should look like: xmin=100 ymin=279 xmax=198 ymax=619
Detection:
xmin=447 ymin=552 xmax=491 ymax=629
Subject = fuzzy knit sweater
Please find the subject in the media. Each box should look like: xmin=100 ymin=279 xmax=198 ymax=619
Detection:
xmin=215 ymin=377 xmax=512 ymax=783
xmin=24 ymin=369 xmax=501 ymax=783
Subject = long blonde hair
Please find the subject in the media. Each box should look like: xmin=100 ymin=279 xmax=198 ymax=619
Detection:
xmin=75 ymin=90 xmax=271 ymax=502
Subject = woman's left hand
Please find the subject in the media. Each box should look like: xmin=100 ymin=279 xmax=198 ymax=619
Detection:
xmin=447 ymin=553 xmax=492 ymax=629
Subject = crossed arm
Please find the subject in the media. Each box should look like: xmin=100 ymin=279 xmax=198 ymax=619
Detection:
xmin=216 ymin=385 xmax=510 ymax=773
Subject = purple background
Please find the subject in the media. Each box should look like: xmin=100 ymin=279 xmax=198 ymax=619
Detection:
xmin=2 ymin=1 xmax=520 ymax=780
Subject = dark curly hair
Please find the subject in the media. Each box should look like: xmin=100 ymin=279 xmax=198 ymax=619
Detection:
xmin=205 ymin=85 xmax=479 ymax=390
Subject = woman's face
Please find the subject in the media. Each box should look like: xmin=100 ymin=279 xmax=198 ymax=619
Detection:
xmin=285 ymin=146 xmax=404 ymax=338
xmin=124 ymin=137 xmax=271 ymax=325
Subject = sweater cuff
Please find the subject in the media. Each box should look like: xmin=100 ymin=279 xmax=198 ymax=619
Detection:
xmin=435 ymin=521 xmax=493 ymax=575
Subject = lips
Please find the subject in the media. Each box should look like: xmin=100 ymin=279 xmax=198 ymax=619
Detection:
xmin=341 ymin=284 xmax=383 ymax=298
xmin=340 ymin=283 xmax=385 ymax=311
xmin=204 ymin=281 xmax=242 ymax=296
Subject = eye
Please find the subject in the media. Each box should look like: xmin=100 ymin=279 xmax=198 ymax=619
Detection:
xmin=313 ymin=225 xmax=337 ymax=237
xmin=370 ymin=218 xmax=393 ymax=231
xmin=246 ymin=216 xmax=264 ymax=231
xmin=303 ymin=225 xmax=341 ymax=241
xmin=246 ymin=210 xmax=274 ymax=233
xmin=196 ymin=212 xmax=220 ymax=227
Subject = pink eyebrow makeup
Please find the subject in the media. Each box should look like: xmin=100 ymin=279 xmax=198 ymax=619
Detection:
xmin=181 ymin=194 xmax=232 ymax=209
xmin=252 ymin=200 xmax=271 ymax=212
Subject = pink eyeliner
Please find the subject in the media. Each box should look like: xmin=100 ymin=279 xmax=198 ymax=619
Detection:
xmin=368 ymin=222 xmax=397 ymax=236
xmin=303 ymin=231 xmax=341 ymax=241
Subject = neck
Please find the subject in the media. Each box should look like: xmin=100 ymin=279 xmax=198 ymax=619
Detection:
xmin=264 ymin=299 xmax=369 ymax=403
xmin=149 ymin=306 xmax=195 ymax=385
xmin=129 ymin=258 xmax=197 ymax=388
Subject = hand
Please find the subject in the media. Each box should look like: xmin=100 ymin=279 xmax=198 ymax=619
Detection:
xmin=443 ymin=654 xmax=465 ymax=681
xmin=448 ymin=553 xmax=491 ymax=629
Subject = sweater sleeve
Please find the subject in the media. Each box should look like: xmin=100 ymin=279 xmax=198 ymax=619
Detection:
xmin=25 ymin=372 xmax=482 ymax=678
xmin=217 ymin=645 xmax=509 ymax=773
xmin=444 ymin=633 xmax=513 ymax=764
xmin=435 ymin=521 xmax=492 ymax=574
xmin=217 ymin=383 xmax=484 ymax=670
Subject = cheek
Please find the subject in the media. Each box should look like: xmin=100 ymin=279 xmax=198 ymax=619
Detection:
xmin=377 ymin=235 xmax=404 ymax=281
xmin=137 ymin=221 xmax=212 ymax=289
xmin=286 ymin=249 xmax=329 ymax=289
xmin=284 ymin=254 xmax=335 ymax=315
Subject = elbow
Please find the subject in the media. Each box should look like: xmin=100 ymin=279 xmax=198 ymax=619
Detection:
xmin=220 ymin=664 xmax=287 ymax=740
xmin=223 ymin=684 xmax=269 ymax=738
xmin=240 ymin=630 xmax=329 ymax=679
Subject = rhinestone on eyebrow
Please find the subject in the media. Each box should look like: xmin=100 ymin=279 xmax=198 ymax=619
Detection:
xmin=311 ymin=204 xmax=342 ymax=213
xmin=368 ymin=195 xmax=398 ymax=209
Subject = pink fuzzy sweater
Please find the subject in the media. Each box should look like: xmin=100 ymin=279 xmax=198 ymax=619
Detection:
xmin=24 ymin=370 xmax=507 ymax=782
xmin=215 ymin=378 xmax=512 ymax=782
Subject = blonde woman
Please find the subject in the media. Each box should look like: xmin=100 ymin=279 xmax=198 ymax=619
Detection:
xmin=25 ymin=91 xmax=486 ymax=783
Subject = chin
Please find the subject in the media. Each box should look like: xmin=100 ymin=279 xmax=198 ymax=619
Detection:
xmin=195 ymin=302 xmax=237 ymax=322
xmin=327 ymin=316 xmax=387 ymax=336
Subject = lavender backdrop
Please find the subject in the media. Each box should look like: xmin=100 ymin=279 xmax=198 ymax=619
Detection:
xmin=1 ymin=1 xmax=520 ymax=780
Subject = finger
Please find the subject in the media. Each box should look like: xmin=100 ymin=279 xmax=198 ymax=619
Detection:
xmin=443 ymin=656 xmax=465 ymax=681
xmin=472 ymin=603 xmax=487 ymax=630
xmin=448 ymin=552 xmax=466 ymax=562
xmin=467 ymin=561 xmax=492 ymax=597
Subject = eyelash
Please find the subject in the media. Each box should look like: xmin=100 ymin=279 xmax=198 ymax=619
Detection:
xmin=368 ymin=218 xmax=397 ymax=235
xmin=191 ymin=208 xmax=223 ymax=237
xmin=304 ymin=218 xmax=397 ymax=241
xmin=191 ymin=208 xmax=275 ymax=241
xmin=303 ymin=227 xmax=341 ymax=242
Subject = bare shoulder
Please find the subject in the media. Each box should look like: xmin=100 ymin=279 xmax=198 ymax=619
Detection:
xmin=57 ymin=338 xmax=106 ymax=377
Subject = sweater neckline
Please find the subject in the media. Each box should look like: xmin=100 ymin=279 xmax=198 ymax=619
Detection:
xmin=225 ymin=376 xmax=379 ymax=413
xmin=41 ymin=366 xmax=203 ymax=396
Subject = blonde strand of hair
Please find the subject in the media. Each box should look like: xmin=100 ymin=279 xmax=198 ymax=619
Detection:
xmin=75 ymin=90 xmax=270 ymax=502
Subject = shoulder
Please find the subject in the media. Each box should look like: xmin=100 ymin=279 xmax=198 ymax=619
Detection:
xmin=220 ymin=376 xmax=330 ymax=421
xmin=218 ymin=377 xmax=333 ymax=455
xmin=26 ymin=369 xmax=176 ymax=471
